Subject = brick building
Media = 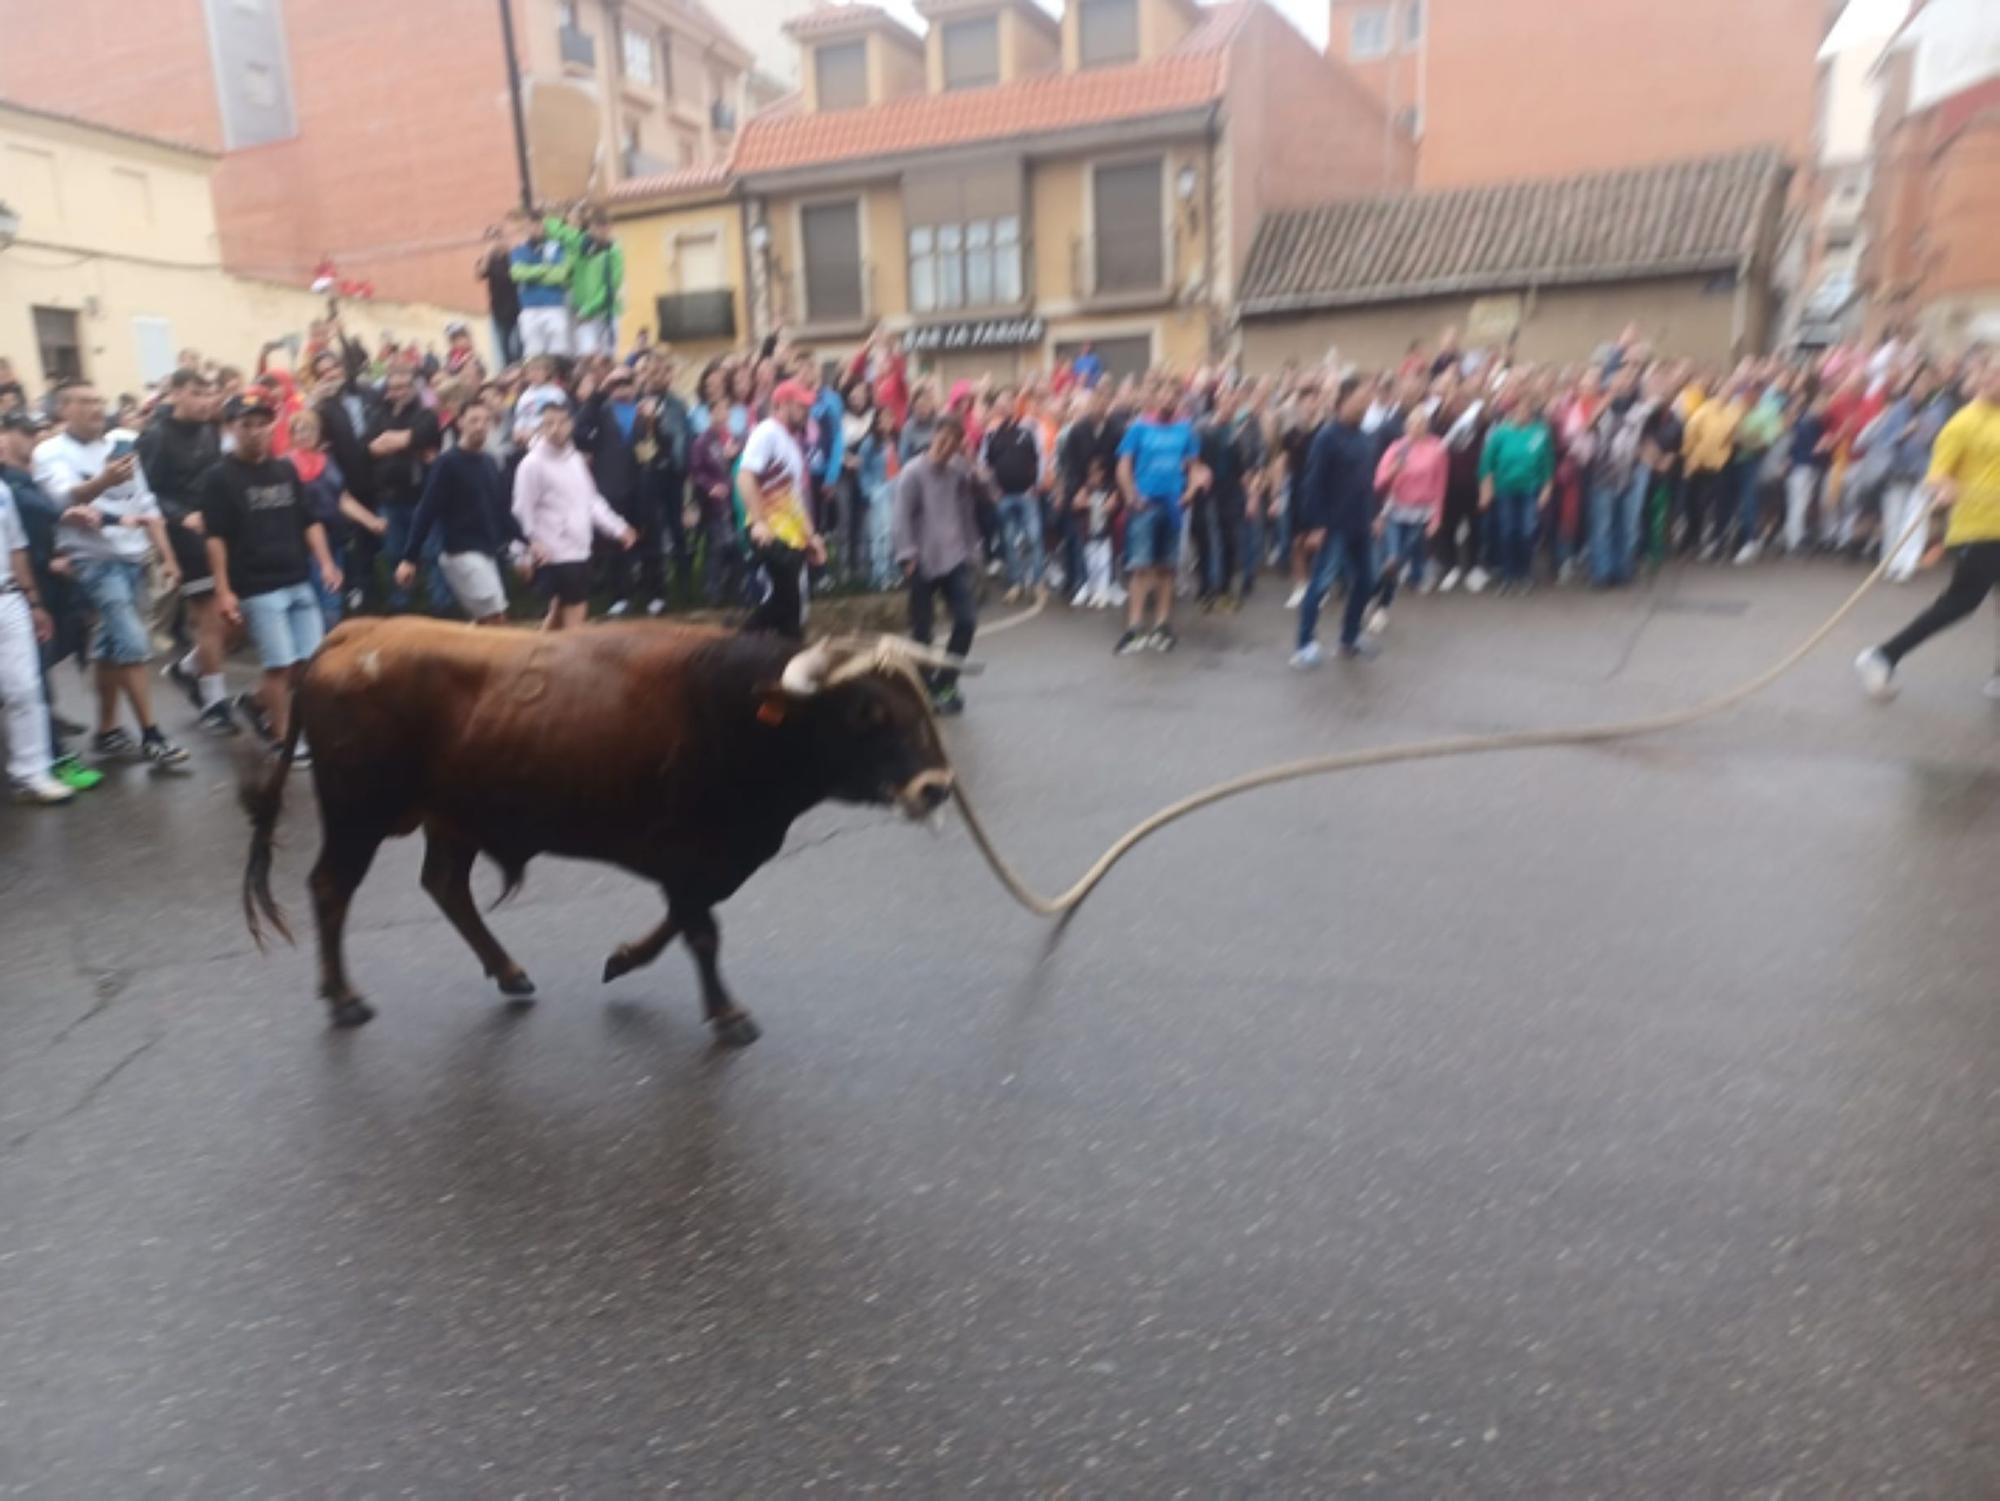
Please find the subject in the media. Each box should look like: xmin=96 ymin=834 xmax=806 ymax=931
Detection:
xmin=660 ymin=0 xmax=1409 ymax=379
xmin=1324 ymin=0 xmax=1837 ymax=189
xmin=1860 ymin=0 xmax=2000 ymax=351
xmin=1237 ymin=149 xmax=1793 ymax=368
xmin=0 ymin=0 xmax=753 ymax=313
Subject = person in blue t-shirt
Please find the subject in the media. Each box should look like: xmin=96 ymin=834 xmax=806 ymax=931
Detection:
xmin=1114 ymin=379 xmax=1202 ymax=655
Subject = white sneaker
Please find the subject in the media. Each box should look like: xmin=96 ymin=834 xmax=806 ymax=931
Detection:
xmin=607 ymin=599 xmax=632 ymax=618
xmin=1289 ymin=641 xmax=1324 ymax=670
xmin=12 ymin=773 xmax=75 ymax=805
xmin=1073 ymin=584 xmax=1091 ymax=608
xmin=1465 ymin=567 xmax=1490 ymax=595
xmin=1418 ymin=574 xmax=1439 ymax=594
xmin=646 ymin=597 xmax=667 ymax=617
xmin=1854 ymin=648 xmax=1896 ymax=702
xmin=1285 ymin=584 xmax=1306 ymax=610
xmin=1733 ymin=542 xmax=1761 ymax=566
xmin=1983 ymin=674 xmax=2000 ymax=702
xmin=1438 ymin=567 xmax=1462 ymax=593
xmin=1108 ymin=584 xmax=1128 ymax=607
xmin=1365 ymin=606 xmax=1390 ymax=637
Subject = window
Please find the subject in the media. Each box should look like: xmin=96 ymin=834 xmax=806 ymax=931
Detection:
xmin=557 ymin=0 xmax=578 ymax=25
xmin=243 ymin=61 xmax=278 ymax=108
xmin=908 ymin=216 xmax=1022 ymax=312
xmin=660 ymin=33 xmax=675 ymax=96
xmin=33 ymin=307 xmax=84 ymax=386
xmin=1078 ymin=0 xmax=1138 ymax=67
xmin=800 ymin=199 xmax=863 ymax=323
xmin=1402 ymin=0 xmax=1424 ymax=45
xmin=1350 ymin=4 xmax=1389 ymax=60
xmin=815 ymin=40 xmax=868 ymax=110
xmin=676 ymin=232 xmax=724 ymax=290
xmin=621 ymin=22 xmax=654 ymax=86
xmin=942 ymin=15 xmax=999 ymax=90
xmin=1090 ymin=157 xmax=1163 ymax=294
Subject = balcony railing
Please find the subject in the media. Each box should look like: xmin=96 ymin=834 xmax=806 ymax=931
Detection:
xmin=656 ymin=290 xmax=737 ymax=342
xmin=622 ymin=146 xmax=669 ymax=179
xmin=710 ymin=99 xmax=738 ymax=133
xmin=559 ymin=25 xmax=596 ymax=70
xmin=784 ymin=262 xmax=875 ymax=332
xmin=1069 ymin=230 xmax=1169 ymax=303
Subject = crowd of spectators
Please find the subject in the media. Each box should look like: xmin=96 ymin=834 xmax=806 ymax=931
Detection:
xmin=1 ymin=288 xmax=1995 ymax=804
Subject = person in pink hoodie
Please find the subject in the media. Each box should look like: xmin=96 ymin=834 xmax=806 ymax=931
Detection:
xmin=511 ymin=399 xmax=635 ymax=631
xmin=1366 ymin=403 xmax=1449 ymax=634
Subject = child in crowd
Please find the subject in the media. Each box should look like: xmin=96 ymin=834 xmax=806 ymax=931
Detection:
xmin=1072 ymin=455 xmax=1123 ymax=609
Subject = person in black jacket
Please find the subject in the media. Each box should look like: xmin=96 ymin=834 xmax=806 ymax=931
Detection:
xmin=308 ymin=348 xmax=381 ymax=608
xmin=137 ymin=368 xmax=234 ymax=734
xmin=396 ymin=400 xmax=517 ymax=625
xmin=640 ymin=353 xmax=693 ymax=609
xmin=1291 ymin=376 xmax=1377 ymax=667
xmin=575 ymin=364 xmax=661 ymax=615
xmin=1194 ymin=388 xmax=1247 ymax=611
xmin=366 ymin=365 xmax=444 ymax=612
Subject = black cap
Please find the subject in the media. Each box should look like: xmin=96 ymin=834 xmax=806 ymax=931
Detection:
xmin=0 ymin=411 xmax=40 ymax=434
xmin=223 ymin=391 xmax=277 ymax=422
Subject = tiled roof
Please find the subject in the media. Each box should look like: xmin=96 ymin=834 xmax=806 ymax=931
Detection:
xmin=784 ymin=2 xmax=925 ymax=47
xmin=0 ymin=96 xmax=216 ymax=159
xmin=739 ymin=2 xmax=1248 ymax=175
xmin=607 ymin=161 xmax=734 ymax=204
xmin=1239 ymin=148 xmax=1789 ymax=314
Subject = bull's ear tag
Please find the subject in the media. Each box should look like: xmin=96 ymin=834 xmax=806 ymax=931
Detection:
xmin=756 ymin=692 xmax=788 ymax=726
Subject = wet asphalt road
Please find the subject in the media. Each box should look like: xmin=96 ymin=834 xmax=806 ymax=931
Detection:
xmin=2 ymin=563 xmax=1997 ymax=1497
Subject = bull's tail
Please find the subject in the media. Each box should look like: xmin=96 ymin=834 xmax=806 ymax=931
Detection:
xmin=240 ymin=696 xmax=307 ymax=950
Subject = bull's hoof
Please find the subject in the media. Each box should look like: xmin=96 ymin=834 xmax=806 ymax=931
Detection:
xmin=710 ymin=1011 xmax=762 ymax=1049
xmin=495 ymin=969 xmax=536 ymax=999
xmin=328 ymin=997 xmax=376 ymax=1029
xmin=601 ymin=947 xmax=636 ymax=984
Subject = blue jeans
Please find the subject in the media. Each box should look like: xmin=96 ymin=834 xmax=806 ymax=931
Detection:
xmin=1731 ymin=457 xmax=1762 ymax=545
xmin=73 ymin=557 xmax=152 ymax=665
xmin=240 ymin=580 xmax=326 ymax=668
xmin=1298 ymin=527 xmax=1373 ymax=651
xmin=380 ymin=503 xmax=449 ymax=611
xmin=995 ymin=492 xmax=1044 ymax=590
xmin=1378 ymin=517 xmax=1427 ymax=606
xmin=1493 ymin=491 xmax=1537 ymax=583
xmin=1589 ymin=471 xmax=1646 ymax=585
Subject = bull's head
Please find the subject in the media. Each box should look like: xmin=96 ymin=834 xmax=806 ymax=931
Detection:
xmin=775 ymin=636 xmax=976 ymax=818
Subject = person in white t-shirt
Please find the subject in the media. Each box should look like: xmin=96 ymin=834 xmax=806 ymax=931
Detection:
xmin=736 ymin=379 xmax=825 ymax=638
xmin=0 ymin=478 xmax=72 ymax=802
xmin=31 ymin=381 xmax=190 ymax=771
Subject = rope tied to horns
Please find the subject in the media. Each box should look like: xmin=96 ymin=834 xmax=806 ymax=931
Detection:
xmin=821 ymin=493 xmax=1940 ymax=921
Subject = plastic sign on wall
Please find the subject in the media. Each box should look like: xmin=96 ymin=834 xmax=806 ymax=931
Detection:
xmin=904 ymin=317 xmax=1046 ymax=353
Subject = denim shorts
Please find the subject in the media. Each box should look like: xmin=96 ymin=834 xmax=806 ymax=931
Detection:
xmin=1124 ymin=503 xmax=1180 ymax=572
xmin=74 ymin=557 xmax=153 ymax=666
xmin=240 ymin=580 xmax=326 ymax=669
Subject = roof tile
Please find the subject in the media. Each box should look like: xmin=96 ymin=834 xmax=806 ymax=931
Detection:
xmin=1239 ymin=149 xmax=1789 ymax=314
xmin=738 ymin=3 xmax=1248 ymax=175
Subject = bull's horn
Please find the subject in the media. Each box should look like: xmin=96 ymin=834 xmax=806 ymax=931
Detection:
xmin=780 ymin=640 xmax=838 ymax=695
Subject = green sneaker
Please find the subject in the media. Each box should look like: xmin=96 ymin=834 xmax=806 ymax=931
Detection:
xmin=52 ymin=756 xmax=104 ymax=791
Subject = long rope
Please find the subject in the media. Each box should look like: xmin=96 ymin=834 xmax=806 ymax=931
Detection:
xmin=943 ymin=495 xmax=1936 ymax=920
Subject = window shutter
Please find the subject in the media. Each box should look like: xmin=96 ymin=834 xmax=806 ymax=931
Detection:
xmin=1092 ymin=159 xmax=1163 ymax=293
xmin=801 ymin=200 xmax=863 ymax=322
xmin=814 ymin=41 xmax=868 ymax=110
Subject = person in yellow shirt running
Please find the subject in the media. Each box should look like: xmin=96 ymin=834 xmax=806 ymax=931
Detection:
xmin=1855 ymin=360 xmax=2000 ymax=700
xmin=1680 ymin=384 xmax=1742 ymax=557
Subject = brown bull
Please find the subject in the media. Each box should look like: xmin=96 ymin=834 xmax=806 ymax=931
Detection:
xmin=242 ymin=618 xmax=959 ymax=1046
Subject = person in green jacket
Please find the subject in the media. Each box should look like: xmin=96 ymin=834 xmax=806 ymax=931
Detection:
xmin=547 ymin=206 xmax=624 ymax=358
xmin=1478 ymin=394 xmax=1556 ymax=592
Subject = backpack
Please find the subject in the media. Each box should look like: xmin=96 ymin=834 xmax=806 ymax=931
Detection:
xmin=986 ymin=424 xmax=1039 ymax=495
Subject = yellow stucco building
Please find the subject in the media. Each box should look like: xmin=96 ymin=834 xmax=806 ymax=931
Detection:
xmin=0 ymin=101 xmax=466 ymax=399
xmin=603 ymin=0 xmax=1404 ymax=385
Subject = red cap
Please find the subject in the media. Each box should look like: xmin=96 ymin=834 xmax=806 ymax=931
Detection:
xmin=772 ymin=379 xmax=814 ymax=408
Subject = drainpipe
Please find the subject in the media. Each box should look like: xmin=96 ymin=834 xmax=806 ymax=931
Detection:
xmin=498 ymin=0 xmax=535 ymax=211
